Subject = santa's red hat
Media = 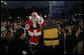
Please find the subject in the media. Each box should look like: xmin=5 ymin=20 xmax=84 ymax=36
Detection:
xmin=39 ymin=14 xmax=42 ymax=17
xmin=31 ymin=11 xmax=38 ymax=16
xmin=30 ymin=11 xmax=40 ymax=19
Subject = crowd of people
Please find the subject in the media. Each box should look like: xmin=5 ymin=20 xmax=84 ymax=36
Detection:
xmin=46 ymin=15 xmax=83 ymax=54
xmin=1 ymin=12 xmax=83 ymax=54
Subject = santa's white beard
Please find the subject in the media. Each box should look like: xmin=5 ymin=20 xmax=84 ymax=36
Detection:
xmin=31 ymin=17 xmax=38 ymax=24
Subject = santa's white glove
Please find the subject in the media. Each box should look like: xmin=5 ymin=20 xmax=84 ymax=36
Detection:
xmin=25 ymin=24 xmax=30 ymax=30
xmin=37 ymin=17 xmax=44 ymax=25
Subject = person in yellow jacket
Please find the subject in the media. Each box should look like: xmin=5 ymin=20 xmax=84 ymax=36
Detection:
xmin=39 ymin=22 xmax=64 ymax=54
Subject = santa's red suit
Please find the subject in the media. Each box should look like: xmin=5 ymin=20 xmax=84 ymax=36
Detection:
xmin=25 ymin=12 xmax=46 ymax=45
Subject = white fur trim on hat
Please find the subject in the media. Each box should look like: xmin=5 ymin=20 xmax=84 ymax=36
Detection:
xmin=32 ymin=12 xmax=38 ymax=16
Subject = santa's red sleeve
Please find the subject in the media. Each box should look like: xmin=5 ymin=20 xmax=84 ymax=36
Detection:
xmin=25 ymin=20 xmax=31 ymax=30
xmin=25 ymin=20 xmax=29 ymax=25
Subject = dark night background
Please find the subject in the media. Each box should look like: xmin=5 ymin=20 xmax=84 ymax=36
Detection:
xmin=1 ymin=1 xmax=83 ymax=22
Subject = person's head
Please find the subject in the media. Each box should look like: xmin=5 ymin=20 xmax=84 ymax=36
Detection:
xmin=15 ymin=28 xmax=26 ymax=40
xmin=71 ymin=15 xmax=76 ymax=21
xmin=17 ymin=24 xmax=21 ymax=29
xmin=31 ymin=11 xmax=40 ymax=23
xmin=1 ymin=31 xmax=6 ymax=38
xmin=1 ymin=22 xmax=4 ymax=27
xmin=4 ymin=22 xmax=7 ymax=27
xmin=12 ymin=28 xmax=17 ymax=33
xmin=14 ymin=22 xmax=17 ymax=26
xmin=10 ymin=23 xmax=13 ymax=28
xmin=5 ymin=30 xmax=12 ymax=40
xmin=72 ymin=25 xmax=81 ymax=35
xmin=1 ymin=26 xmax=6 ymax=36
xmin=32 ymin=11 xmax=38 ymax=18
xmin=7 ymin=21 xmax=10 ymax=25
xmin=79 ymin=20 xmax=83 ymax=30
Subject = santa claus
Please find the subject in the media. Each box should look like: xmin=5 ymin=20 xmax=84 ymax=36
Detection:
xmin=25 ymin=11 xmax=46 ymax=54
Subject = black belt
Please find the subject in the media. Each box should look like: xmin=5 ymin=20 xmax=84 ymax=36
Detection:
xmin=44 ymin=38 xmax=59 ymax=40
xmin=30 ymin=27 xmax=39 ymax=29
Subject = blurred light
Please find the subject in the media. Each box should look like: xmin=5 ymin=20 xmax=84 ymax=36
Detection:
xmin=9 ymin=17 xmax=12 ymax=18
xmin=48 ymin=14 xmax=49 ymax=16
xmin=1 ymin=34 xmax=2 ymax=36
xmin=79 ymin=13 xmax=81 ymax=15
xmin=75 ymin=14 xmax=77 ymax=16
xmin=26 ymin=16 xmax=28 ymax=18
xmin=44 ymin=15 xmax=47 ymax=17
xmin=17 ymin=17 xmax=19 ymax=18
xmin=1 ymin=1 xmax=3 ymax=3
xmin=4 ymin=1 xmax=7 ymax=5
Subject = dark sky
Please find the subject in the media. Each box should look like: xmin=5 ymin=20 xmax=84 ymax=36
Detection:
xmin=6 ymin=1 xmax=49 ymax=9
xmin=5 ymin=1 xmax=83 ymax=9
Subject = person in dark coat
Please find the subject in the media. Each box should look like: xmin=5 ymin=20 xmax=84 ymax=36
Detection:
xmin=66 ymin=25 xmax=81 ymax=54
xmin=7 ymin=28 xmax=32 ymax=54
xmin=70 ymin=25 xmax=81 ymax=54
xmin=1 ymin=30 xmax=13 ymax=54
xmin=65 ymin=25 xmax=73 ymax=54
xmin=70 ymin=15 xmax=79 ymax=26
